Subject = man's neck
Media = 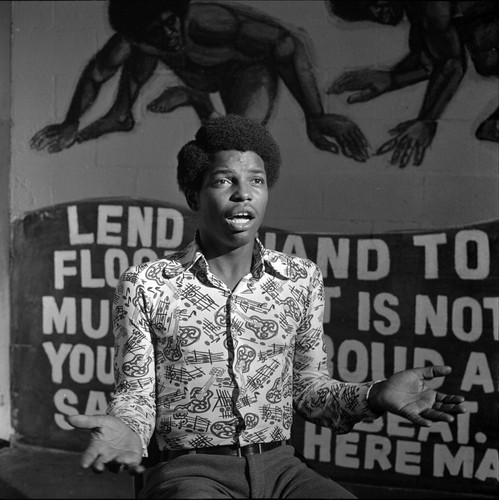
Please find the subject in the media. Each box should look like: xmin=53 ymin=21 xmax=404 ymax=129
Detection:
xmin=205 ymin=243 xmax=255 ymax=292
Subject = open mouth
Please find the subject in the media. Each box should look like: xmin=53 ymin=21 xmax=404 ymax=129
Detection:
xmin=226 ymin=212 xmax=255 ymax=226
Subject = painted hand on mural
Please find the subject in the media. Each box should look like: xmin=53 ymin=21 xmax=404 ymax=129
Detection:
xmin=66 ymin=414 xmax=144 ymax=475
xmin=327 ymin=1 xmax=499 ymax=167
xmin=475 ymin=110 xmax=499 ymax=142
xmin=28 ymin=0 xmax=371 ymax=162
xmin=368 ymin=366 xmax=466 ymax=427
xmin=29 ymin=122 xmax=79 ymax=154
xmin=374 ymin=119 xmax=437 ymax=168
xmin=306 ymin=114 xmax=369 ymax=162
xmin=328 ymin=69 xmax=393 ymax=103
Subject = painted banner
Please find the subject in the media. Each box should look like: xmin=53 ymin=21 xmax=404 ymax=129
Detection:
xmin=11 ymin=198 xmax=498 ymax=495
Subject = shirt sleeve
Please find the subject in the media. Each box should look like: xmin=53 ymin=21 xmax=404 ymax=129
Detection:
xmin=292 ymin=261 xmax=380 ymax=433
xmin=106 ymin=265 xmax=156 ymax=455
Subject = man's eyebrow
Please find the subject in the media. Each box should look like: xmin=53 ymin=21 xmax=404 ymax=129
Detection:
xmin=206 ymin=167 xmax=231 ymax=178
xmin=209 ymin=167 xmax=231 ymax=175
xmin=208 ymin=166 xmax=266 ymax=176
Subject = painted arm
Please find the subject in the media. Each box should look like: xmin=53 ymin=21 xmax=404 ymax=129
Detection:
xmin=30 ymin=33 xmax=132 ymax=153
xmin=328 ymin=51 xmax=430 ymax=103
xmin=376 ymin=2 xmax=467 ymax=167
xmin=328 ymin=14 xmax=432 ymax=101
xmin=271 ymin=27 xmax=369 ymax=161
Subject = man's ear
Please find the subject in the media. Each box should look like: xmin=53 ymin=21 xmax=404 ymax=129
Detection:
xmin=185 ymin=190 xmax=199 ymax=212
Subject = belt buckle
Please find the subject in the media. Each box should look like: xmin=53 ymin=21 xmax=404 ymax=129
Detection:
xmin=237 ymin=443 xmax=262 ymax=457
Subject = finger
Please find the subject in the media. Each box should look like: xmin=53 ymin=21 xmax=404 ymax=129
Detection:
xmin=90 ymin=455 xmax=108 ymax=474
xmin=338 ymin=142 xmax=353 ymax=159
xmin=351 ymin=148 xmax=368 ymax=162
xmin=341 ymin=136 xmax=367 ymax=162
xmin=120 ymin=457 xmax=146 ymax=476
xmin=315 ymin=138 xmax=339 ymax=154
xmin=31 ymin=135 xmax=53 ymax=151
xmin=86 ymin=446 xmax=125 ymax=473
xmin=405 ymin=412 xmax=431 ymax=427
xmin=347 ymin=90 xmax=374 ymax=104
xmin=79 ymin=435 xmax=113 ymax=470
xmin=435 ymin=393 xmax=465 ymax=406
xmin=48 ymin=143 xmax=63 ymax=154
xmin=399 ymin=141 xmax=415 ymax=168
xmin=351 ymin=128 xmax=370 ymax=152
xmin=421 ymin=366 xmax=452 ymax=379
xmin=80 ymin=448 xmax=103 ymax=470
xmin=29 ymin=134 xmax=44 ymax=148
xmin=126 ymin=464 xmax=146 ymax=475
xmin=66 ymin=413 xmax=105 ymax=430
xmin=413 ymin=144 xmax=425 ymax=166
xmin=105 ymin=452 xmax=145 ymax=474
xmin=30 ymin=128 xmax=50 ymax=142
xmin=387 ymin=123 xmax=407 ymax=135
xmin=327 ymin=74 xmax=354 ymax=93
xmin=433 ymin=399 xmax=467 ymax=415
xmin=326 ymin=84 xmax=341 ymax=95
xmin=392 ymin=135 xmax=411 ymax=166
xmin=420 ymin=407 xmax=459 ymax=423
xmin=32 ymin=127 xmax=60 ymax=145
xmin=390 ymin=141 xmax=403 ymax=166
xmin=375 ymin=138 xmax=397 ymax=155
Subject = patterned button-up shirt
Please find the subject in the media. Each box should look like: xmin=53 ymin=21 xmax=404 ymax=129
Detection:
xmin=107 ymin=236 xmax=377 ymax=453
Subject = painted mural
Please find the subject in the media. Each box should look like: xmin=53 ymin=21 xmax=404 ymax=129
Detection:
xmin=10 ymin=0 xmax=498 ymax=497
xmin=327 ymin=1 xmax=499 ymax=167
xmin=29 ymin=0 xmax=369 ymax=162
xmin=28 ymin=1 xmax=498 ymax=169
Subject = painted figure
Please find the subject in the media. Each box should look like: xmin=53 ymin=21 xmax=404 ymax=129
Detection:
xmin=328 ymin=1 xmax=499 ymax=167
xmin=30 ymin=0 xmax=369 ymax=162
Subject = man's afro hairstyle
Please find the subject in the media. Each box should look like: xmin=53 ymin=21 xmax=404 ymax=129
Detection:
xmin=177 ymin=114 xmax=281 ymax=194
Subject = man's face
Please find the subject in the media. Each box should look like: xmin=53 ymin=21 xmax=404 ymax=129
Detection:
xmin=367 ymin=1 xmax=404 ymax=25
xmin=192 ymin=150 xmax=268 ymax=256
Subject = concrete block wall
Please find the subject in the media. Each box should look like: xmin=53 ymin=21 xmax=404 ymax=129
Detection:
xmin=9 ymin=1 xmax=498 ymax=233
xmin=0 ymin=0 xmax=12 ymax=443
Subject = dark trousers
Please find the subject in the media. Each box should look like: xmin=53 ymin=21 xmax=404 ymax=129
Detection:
xmin=141 ymin=444 xmax=356 ymax=499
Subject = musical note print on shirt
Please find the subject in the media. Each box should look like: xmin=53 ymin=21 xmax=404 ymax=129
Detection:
xmin=108 ymin=237 xmax=375 ymax=451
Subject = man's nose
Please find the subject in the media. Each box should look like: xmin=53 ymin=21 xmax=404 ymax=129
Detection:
xmin=232 ymin=183 xmax=252 ymax=200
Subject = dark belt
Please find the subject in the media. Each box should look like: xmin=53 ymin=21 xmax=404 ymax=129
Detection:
xmin=162 ymin=440 xmax=288 ymax=460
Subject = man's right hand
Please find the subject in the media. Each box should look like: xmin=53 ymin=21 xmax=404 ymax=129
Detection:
xmin=66 ymin=414 xmax=145 ymax=475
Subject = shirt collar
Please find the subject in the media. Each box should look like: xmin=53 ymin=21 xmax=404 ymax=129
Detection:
xmin=161 ymin=232 xmax=292 ymax=280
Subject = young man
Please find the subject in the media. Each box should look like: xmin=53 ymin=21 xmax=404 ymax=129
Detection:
xmin=68 ymin=115 xmax=466 ymax=498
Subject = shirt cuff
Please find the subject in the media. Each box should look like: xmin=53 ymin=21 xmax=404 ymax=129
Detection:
xmin=363 ymin=380 xmax=385 ymax=419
